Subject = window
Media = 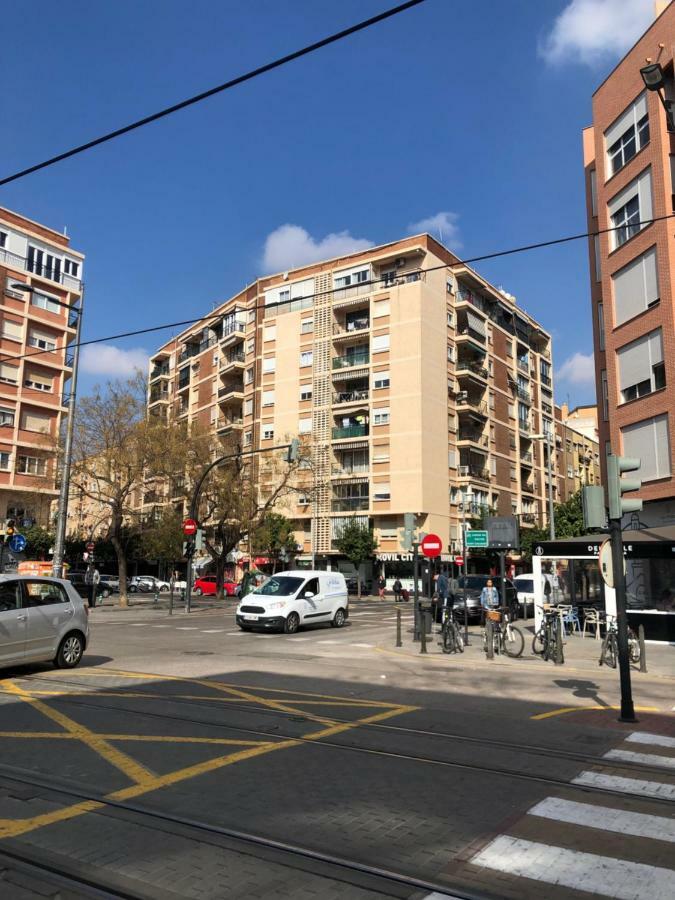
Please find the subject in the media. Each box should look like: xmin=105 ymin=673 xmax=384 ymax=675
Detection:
xmin=593 ymin=235 xmax=602 ymax=282
xmin=64 ymin=259 xmax=80 ymax=278
xmin=245 ymin=367 xmax=254 ymax=384
xmin=0 ymin=580 xmax=20 ymax=613
xmin=0 ymin=408 xmax=14 ymax=427
xmin=601 ymin=370 xmax=609 ymax=421
xmin=605 ymin=94 xmax=649 ymax=176
xmin=244 ymin=399 xmax=253 ymax=416
xmin=30 ymin=292 xmax=61 ymax=315
xmin=24 ymin=374 xmax=52 ymax=392
xmin=447 ymin=344 xmax=454 ymax=362
xmin=612 ymin=246 xmax=659 ymax=326
xmin=1 ymin=320 xmax=22 ymax=341
xmin=373 ymin=407 xmax=390 ymax=426
xmin=21 ymin=410 xmax=50 ymax=433
xmin=372 ymin=334 xmax=390 ymax=353
xmin=617 ymin=328 xmax=665 ymax=402
xmin=264 ymin=325 xmax=276 ymax=342
xmin=373 ymin=371 xmax=390 ymax=390
xmin=373 ymin=484 xmax=391 ymax=501
xmin=262 ymin=357 xmax=276 ymax=374
xmin=300 ymin=385 xmax=312 ymax=401
xmin=447 ymin=311 xmax=454 ymax=327
xmin=24 ymin=580 xmax=68 ymax=606
xmin=0 ymin=452 xmax=10 ymax=470
xmin=262 ymin=426 xmax=274 ymax=441
xmin=262 ymin=390 xmax=275 ymax=407
xmin=18 ymin=455 xmax=47 ymax=475
xmin=608 ymin=168 xmax=652 ymax=250
xmin=379 ymin=527 xmax=397 ymax=540
xmin=299 ymin=418 xmax=312 ymax=434
xmin=597 ymin=303 xmax=605 ymax=351
xmin=506 ymin=340 xmax=513 ymax=358
xmin=448 ymin=449 xmax=457 ymax=468
xmin=300 ymin=350 xmax=313 ymax=367
xmin=490 ymin=457 xmax=497 ymax=476
xmin=0 ymin=364 xmax=18 ymax=385
xmin=446 ymin=278 xmax=454 ymax=294
xmin=246 ymin=338 xmax=255 ymax=355
xmin=373 ymin=449 xmax=389 ymax=463
xmin=0 ymin=231 xmax=7 ymax=249
xmin=301 ymin=318 xmax=313 ymax=334
xmin=621 ymin=414 xmax=670 ymax=482
xmin=510 ymin=465 xmax=517 ymax=481
xmin=334 ymin=266 xmax=369 ymax=288
xmin=27 ymin=247 xmax=61 ymax=282
xmin=243 ymin=431 xmax=252 ymax=446
xmin=373 ymin=300 xmax=390 ymax=317
xmin=28 ymin=331 xmax=57 ymax=352
xmin=298 ymin=494 xmax=310 ymax=506
xmin=590 ymin=169 xmax=598 ymax=216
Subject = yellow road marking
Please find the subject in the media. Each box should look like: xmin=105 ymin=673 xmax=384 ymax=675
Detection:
xmin=0 ymin=801 xmax=104 ymax=840
xmin=0 ymin=731 xmax=267 ymax=746
xmin=303 ymin=705 xmax=419 ymax=741
xmin=532 ymin=705 xmax=661 ymax=720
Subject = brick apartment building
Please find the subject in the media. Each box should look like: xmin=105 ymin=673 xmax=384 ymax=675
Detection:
xmin=0 ymin=207 xmax=83 ymax=528
xmin=148 ymin=234 xmax=557 ymax=569
xmin=555 ymin=403 xmax=601 ymax=502
xmin=583 ymin=0 xmax=675 ymax=528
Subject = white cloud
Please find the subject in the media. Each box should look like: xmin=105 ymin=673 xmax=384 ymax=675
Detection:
xmin=557 ymin=351 xmax=596 ymax=386
xmin=261 ymin=224 xmax=374 ymax=273
xmin=408 ymin=211 xmax=462 ymax=249
xmin=81 ymin=344 xmax=149 ymax=378
xmin=539 ymin=0 xmax=653 ymax=66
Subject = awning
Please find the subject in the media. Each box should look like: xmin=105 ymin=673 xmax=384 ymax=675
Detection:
xmin=332 ymin=367 xmax=369 ymax=380
xmin=333 ymin=439 xmax=369 ymax=450
xmin=467 ymin=310 xmax=486 ymax=337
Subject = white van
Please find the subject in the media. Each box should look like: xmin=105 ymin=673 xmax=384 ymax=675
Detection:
xmin=513 ymin=573 xmax=540 ymax=617
xmin=235 ymin=570 xmax=348 ymax=634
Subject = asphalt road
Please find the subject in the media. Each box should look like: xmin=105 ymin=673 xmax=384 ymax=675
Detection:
xmin=0 ymin=600 xmax=673 ymax=899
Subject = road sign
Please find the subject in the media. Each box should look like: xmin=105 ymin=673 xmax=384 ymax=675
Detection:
xmin=486 ymin=516 xmax=520 ymax=550
xmin=465 ymin=529 xmax=488 ymax=548
xmin=599 ymin=538 xmax=625 ymax=588
xmin=454 ymin=555 xmax=464 ymax=566
xmin=421 ymin=533 xmax=442 ymax=558
xmin=183 ymin=518 xmax=198 ymax=536
xmin=85 ymin=541 xmax=95 ymax=552
xmin=8 ymin=533 xmax=26 ymax=554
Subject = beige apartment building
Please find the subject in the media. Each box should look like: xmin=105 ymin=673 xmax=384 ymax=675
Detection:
xmin=0 ymin=207 xmax=83 ymax=529
xmin=583 ymin=1 xmax=675 ymax=528
xmin=554 ymin=403 xmax=601 ymax=502
xmin=148 ymin=234 xmax=555 ymax=567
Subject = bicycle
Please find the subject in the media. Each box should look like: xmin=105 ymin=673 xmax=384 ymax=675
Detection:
xmin=599 ymin=615 xmax=641 ymax=668
xmin=441 ymin=604 xmax=464 ymax=654
xmin=483 ymin=607 xmax=524 ymax=658
xmin=532 ymin=604 xmax=564 ymax=664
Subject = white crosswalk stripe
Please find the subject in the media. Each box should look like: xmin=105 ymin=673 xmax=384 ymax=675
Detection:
xmin=571 ymin=771 xmax=675 ymax=800
xmin=604 ymin=748 xmax=675 ymax=770
xmin=627 ymin=732 xmax=675 ymax=749
xmin=529 ymin=797 xmax=675 ymax=843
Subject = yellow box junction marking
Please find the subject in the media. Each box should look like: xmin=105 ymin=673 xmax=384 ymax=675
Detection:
xmin=0 ymin=669 xmax=416 ymax=840
xmin=531 ymin=705 xmax=661 ymax=720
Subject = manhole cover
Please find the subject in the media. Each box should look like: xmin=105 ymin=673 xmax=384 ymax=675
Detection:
xmin=181 ymin=651 xmax=215 ymax=656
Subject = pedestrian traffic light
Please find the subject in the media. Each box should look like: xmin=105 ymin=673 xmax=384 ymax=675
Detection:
xmin=607 ymin=455 xmax=642 ymax=520
xmin=399 ymin=512 xmax=416 ymax=551
xmin=286 ymin=438 xmax=300 ymax=463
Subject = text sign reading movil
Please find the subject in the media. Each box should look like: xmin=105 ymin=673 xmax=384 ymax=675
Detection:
xmin=465 ymin=529 xmax=488 ymax=548
xmin=183 ymin=518 xmax=198 ymax=537
xmin=421 ymin=533 xmax=443 ymax=558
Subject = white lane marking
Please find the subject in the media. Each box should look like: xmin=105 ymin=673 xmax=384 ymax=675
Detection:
xmin=604 ymin=749 xmax=675 ymax=770
xmin=471 ymin=835 xmax=675 ymax=899
xmin=529 ymin=796 xmax=675 ymax=843
xmin=201 ymin=629 xmax=225 ymax=633
xmin=422 ymin=893 xmax=466 ymax=899
xmin=288 ymin=637 xmax=311 ymax=642
xmin=226 ymin=632 xmax=245 ymax=635
xmin=151 ymin=625 xmax=171 ymax=628
xmin=175 ymin=627 xmax=199 ymax=631
xmin=627 ymin=732 xmax=675 ymax=749
xmin=129 ymin=623 xmax=147 ymax=627
xmin=317 ymin=640 xmax=339 ymax=645
xmin=350 ymin=643 xmax=374 ymax=648
xmin=572 ymin=771 xmax=675 ymax=800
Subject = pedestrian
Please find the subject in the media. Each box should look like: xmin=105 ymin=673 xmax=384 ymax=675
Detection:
xmin=377 ymin=575 xmax=386 ymax=599
xmin=436 ymin=568 xmax=449 ymax=624
xmin=393 ymin=578 xmax=402 ymax=602
xmin=480 ymin=578 xmax=499 ymax=625
xmin=84 ymin=562 xmax=100 ymax=609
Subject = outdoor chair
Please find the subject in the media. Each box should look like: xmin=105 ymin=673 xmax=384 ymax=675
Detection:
xmin=582 ymin=607 xmax=602 ymax=640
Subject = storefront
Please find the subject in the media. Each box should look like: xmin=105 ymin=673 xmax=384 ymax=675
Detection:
xmin=532 ymin=527 xmax=675 ymax=643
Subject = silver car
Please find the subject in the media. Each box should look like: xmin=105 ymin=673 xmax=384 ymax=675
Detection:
xmin=0 ymin=576 xmax=90 ymax=670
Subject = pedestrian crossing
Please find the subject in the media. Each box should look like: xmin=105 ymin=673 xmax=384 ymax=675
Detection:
xmin=464 ymin=730 xmax=675 ymax=899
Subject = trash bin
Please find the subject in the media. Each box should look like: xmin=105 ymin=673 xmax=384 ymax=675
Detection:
xmin=420 ymin=599 xmax=433 ymax=635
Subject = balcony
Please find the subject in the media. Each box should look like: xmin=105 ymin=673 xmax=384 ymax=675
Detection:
xmin=516 ymin=386 xmax=531 ymax=403
xmin=216 ymin=417 xmax=243 ymax=434
xmin=456 ymin=395 xmax=488 ymax=417
xmin=149 ymin=389 xmax=170 ymax=405
xmin=517 ymin=357 xmax=529 ymax=373
xmin=333 ymin=389 xmax=369 ymax=406
xmin=220 ymin=319 xmax=246 ymax=348
xmin=521 ymin=512 xmax=537 ymax=525
xmin=457 ymin=464 xmax=490 ymax=483
xmin=177 ymin=374 xmax=190 ymax=392
xmin=456 ymin=359 xmax=488 ymax=380
xmin=0 ymin=247 xmax=82 ymax=291
xmin=150 ymin=363 xmax=170 ymax=381
xmin=522 ymin=480 xmax=536 ymax=494
xmin=520 ymin=451 xmax=533 ymax=466
xmin=331 ymin=497 xmax=369 ymax=512
xmin=518 ymin=419 xmax=531 ymax=436
xmin=218 ymin=385 xmax=244 ymax=404
xmin=332 ymin=424 xmax=369 ymax=440
xmin=457 ymin=430 xmax=489 ymax=449
xmin=331 ymin=465 xmax=369 ymax=479
xmin=333 ymin=317 xmax=370 ymax=341
xmin=456 ymin=288 xmax=487 ymax=312
xmin=332 ymin=350 xmax=369 ymax=370
xmin=540 ymin=374 xmax=552 ymax=388
xmin=220 ymin=350 xmax=245 ymax=373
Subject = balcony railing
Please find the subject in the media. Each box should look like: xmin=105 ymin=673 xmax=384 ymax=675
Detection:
xmin=457 ymin=464 xmax=490 ymax=482
xmin=177 ymin=376 xmax=190 ymax=391
xmin=456 ymin=397 xmax=488 ymax=416
xmin=149 ymin=390 xmax=169 ymax=404
xmin=331 ymin=424 xmax=369 ymax=440
xmin=517 ymin=387 xmax=531 ymax=403
xmin=540 ymin=374 xmax=552 ymax=387
xmin=150 ymin=364 xmax=170 ymax=380
xmin=517 ymin=358 xmax=529 ymax=372
xmin=521 ymin=512 xmax=537 ymax=524
xmin=178 ymin=346 xmax=198 ymax=364
xmin=332 ymin=351 xmax=369 ymax=370
xmin=333 ymin=318 xmax=370 ymax=336
xmin=518 ymin=419 xmax=531 ymax=434
xmin=458 ymin=431 xmax=488 ymax=447
xmin=216 ymin=417 xmax=243 ymax=431
xmin=222 ymin=318 xmax=246 ymax=338
xmin=331 ymin=498 xmax=369 ymax=512
xmin=331 ymin=464 xmax=369 ymax=477
xmin=522 ymin=481 xmax=536 ymax=494
xmin=221 ymin=350 xmax=245 ymax=367
xmin=520 ymin=451 xmax=533 ymax=464
xmin=0 ymin=247 xmax=82 ymax=290
xmin=333 ymin=389 xmax=369 ymax=405
xmin=218 ymin=385 xmax=244 ymax=400
xmin=456 ymin=360 xmax=488 ymax=379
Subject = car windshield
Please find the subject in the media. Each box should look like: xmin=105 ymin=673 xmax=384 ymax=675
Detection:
xmin=458 ymin=576 xmax=492 ymax=590
xmin=252 ymin=576 xmax=303 ymax=597
xmin=516 ymin=579 xmax=534 ymax=593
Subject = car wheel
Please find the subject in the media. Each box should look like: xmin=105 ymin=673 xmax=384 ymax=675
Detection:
xmin=331 ymin=608 xmax=346 ymax=628
xmin=55 ymin=633 xmax=84 ymax=669
xmin=128 ymin=585 xmax=137 ymax=593
xmin=101 ymin=588 xmax=111 ymax=599
xmin=284 ymin=612 xmax=300 ymax=634
xmin=194 ymin=588 xmax=203 ymax=596
xmin=159 ymin=585 xmax=169 ymax=593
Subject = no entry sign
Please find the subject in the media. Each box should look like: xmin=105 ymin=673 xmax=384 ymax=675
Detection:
xmin=85 ymin=541 xmax=95 ymax=552
xmin=183 ymin=518 xmax=198 ymax=536
xmin=454 ymin=555 xmax=464 ymax=567
xmin=421 ymin=533 xmax=442 ymax=558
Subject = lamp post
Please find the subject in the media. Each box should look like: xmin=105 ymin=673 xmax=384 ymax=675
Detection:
xmin=10 ymin=282 xmax=83 ymax=576
xmin=640 ymin=63 xmax=675 ymax=132
xmin=531 ymin=431 xmax=555 ymax=540
xmin=460 ymin=488 xmax=472 ymax=645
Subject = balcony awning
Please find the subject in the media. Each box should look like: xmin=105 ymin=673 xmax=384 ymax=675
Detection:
xmin=333 ymin=439 xmax=369 ymax=450
xmin=332 ymin=367 xmax=369 ymax=380
xmin=467 ymin=310 xmax=486 ymax=337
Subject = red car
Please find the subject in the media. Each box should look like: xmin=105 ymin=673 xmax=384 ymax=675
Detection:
xmin=192 ymin=576 xmax=238 ymax=597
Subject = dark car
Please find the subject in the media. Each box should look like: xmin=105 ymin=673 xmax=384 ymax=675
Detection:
xmin=346 ymin=577 xmax=372 ymax=596
xmin=451 ymin=575 xmax=519 ymax=622
xmin=67 ymin=572 xmax=112 ymax=601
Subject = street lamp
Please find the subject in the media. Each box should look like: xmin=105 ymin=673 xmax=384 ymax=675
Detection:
xmin=531 ymin=432 xmax=555 ymax=540
xmin=10 ymin=282 xmax=83 ymax=576
xmin=460 ymin=488 xmax=473 ymax=645
xmin=640 ymin=62 xmax=675 ymax=132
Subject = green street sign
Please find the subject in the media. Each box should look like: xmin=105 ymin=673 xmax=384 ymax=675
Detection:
xmin=466 ymin=529 xmax=488 ymax=548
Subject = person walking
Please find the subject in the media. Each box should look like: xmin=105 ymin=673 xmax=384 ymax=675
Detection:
xmin=392 ymin=578 xmax=402 ymax=602
xmin=480 ymin=578 xmax=499 ymax=625
xmin=84 ymin=562 xmax=100 ymax=609
xmin=377 ymin=575 xmax=386 ymax=599
xmin=435 ymin=568 xmax=449 ymax=624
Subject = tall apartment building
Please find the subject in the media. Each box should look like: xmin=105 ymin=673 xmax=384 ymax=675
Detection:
xmin=583 ymin=1 xmax=675 ymax=527
xmin=148 ymin=234 xmax=554 ymax=566
xmin=554 ymin=403 xmax=601 ymax=502
xmin=0 ymin=207 xmax=83 ymax=528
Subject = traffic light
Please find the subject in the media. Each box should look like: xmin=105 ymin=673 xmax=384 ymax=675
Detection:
xmin=286 ymin=438 xmax=300 ymax=463
xmin=607 ymin=455 xmax=642 ymax=520
xmin=582 ymin=485 xmax=606 ymax=530
xmin=5 ymin=519 xmax=15 ymax=543
xmin=399 ymin=512 xmax=416 ymax=551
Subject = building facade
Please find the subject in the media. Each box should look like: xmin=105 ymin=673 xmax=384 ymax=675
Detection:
xmin=148 ymin=234 xmax=555 ymax=566
xmin=0 ymin=207 xmax=83 ymax=529
xmin=583 ymin=1 xmax=675 ymax=528
xmin=554 ymin=403 xmax=601 ymax=502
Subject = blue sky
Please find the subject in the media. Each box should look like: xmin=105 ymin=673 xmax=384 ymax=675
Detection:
xmin=0 ymin=0 xmax=656 ymax=404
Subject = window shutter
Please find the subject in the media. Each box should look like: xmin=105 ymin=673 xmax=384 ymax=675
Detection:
xmin=604 ymin=93 xmax=647 ymax=148
xmin=2 ymin=320 xmax=22 ymax=340
xmin=637 ymin=168 xmax=653 ymax=223
xmin=617 ymin=333 xmax=651 ymax=391
xmin=612 ymin=247 xmax=659 ymax=326
xmin=0 ymin=364 xmax=18 ymax=383
xmin=466 ymin=310 xmax=486 ymax=337
xmin=21 ymin=410 xmax=50 ymax=432
xmin=621 ymin=414 xmax=671 ymax=482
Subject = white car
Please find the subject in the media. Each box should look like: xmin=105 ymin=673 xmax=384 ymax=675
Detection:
xmin=0 ymin=575 xmax=90 ymax=670
xmin=236 ymin=570 xmax=348 ymax=634
xmin=513 ymin=573 xmax=537 ymax=617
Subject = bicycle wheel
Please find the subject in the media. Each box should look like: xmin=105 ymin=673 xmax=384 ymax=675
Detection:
xmin=503 ymin=624 xmax=524 ymax=658
xmin=602 ymin=633 xmax=618 ymax=668
xmin=442 ymin=625 xmax=455 ymax=654
xmin=628 ymin=629 xmax=641 ymax=664
xmin=532 ymin=627 xmax=547 ymax=656
xmin=452 ymin=622 xmax=464 ymax=653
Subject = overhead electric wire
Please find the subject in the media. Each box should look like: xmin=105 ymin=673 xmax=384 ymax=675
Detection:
xmin=2 ymin=212 xmax=673 ymax=371
xmin=0 ymin=0 xmax=427 ymax=187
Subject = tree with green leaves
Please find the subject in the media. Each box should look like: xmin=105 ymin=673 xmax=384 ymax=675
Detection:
xmin=334 ymin=520 xmax=377 ymax=598
xmin=24 ymin=525 xmax=54 ymax=560
xmin=140 ymin=508 xmax=185 ymax=580
xmin=252 ymin=512 xmax=298 ymax=573
xmin=519 ymin=491 xmax=586 ymax=560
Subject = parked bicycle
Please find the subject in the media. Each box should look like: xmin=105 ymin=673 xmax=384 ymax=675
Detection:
xmin=483 ymin=608 xmax=524 ymax=658
xmin=441 ymin=604 xmax=464 ymax=654
xmin=532 ymin=604 xmax=564 ymax=664
xmin=599 ymin=615 xmax=641 ymax=668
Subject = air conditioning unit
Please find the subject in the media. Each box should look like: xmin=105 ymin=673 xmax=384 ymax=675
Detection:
xmin=456 ymin=391 xmax=468 ymax=403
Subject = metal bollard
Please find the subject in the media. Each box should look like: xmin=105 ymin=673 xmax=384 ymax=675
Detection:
xmin=486 ymin=619 xmax=494 ymax=659
xmin=396 ymin=608 xmax=402 ymax=647
xmin=638 ymin=624 xmax=647 ymax=673
xmin=420 ymin=614 xmax=428 ymax=654
xmin=154 ymin=590 xmax=159 ymax=604
xmin=554 ymin=622 xmax=565 ymax=665
xmin=413 ymin=602 xmax=421 ymax=642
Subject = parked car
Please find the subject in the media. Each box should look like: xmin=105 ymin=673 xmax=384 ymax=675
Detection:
xmin=451 ymin=575 xmax=519 ymax=622
xmin=0 ymin=575 xmax=89 ymax=669
xmin=236 ymin=570 xmax=348 ymax=633
xmin=346 ymin=577 xmax=373 ymax=596
xmin=513 ymin=574 xmax=537 ymax=617
xmin=127 ymin=576 xmax=170 ymax=593
xmin=99 ymin=575 xmax=119 ymax=592
xmin=67 ymin=571 xmax=113 ymax=600
xmin=192 ymin=576 xmax=239 ymax=597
